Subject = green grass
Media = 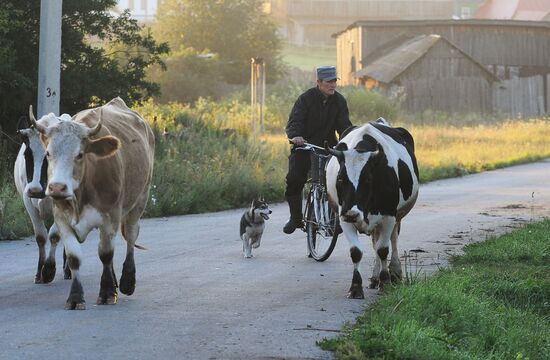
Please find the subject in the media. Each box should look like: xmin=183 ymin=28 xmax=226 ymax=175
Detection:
xmin=320 ymin=220 xmax=550 ymax=360
xmin=282 ymin=44 xmax=336 ymax=71
xmin=0 ymin=182 xmax=30 ymax=239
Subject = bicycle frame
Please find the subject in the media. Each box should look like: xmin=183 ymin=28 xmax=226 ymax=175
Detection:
xmin=295 ymin=144 xmax=339 ymax=261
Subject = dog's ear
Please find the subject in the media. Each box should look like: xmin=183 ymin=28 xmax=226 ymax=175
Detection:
xmin=251 ymin=199 xmax=255 ymax=208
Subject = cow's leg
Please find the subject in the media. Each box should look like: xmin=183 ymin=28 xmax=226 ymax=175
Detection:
xmin=41 ymin=223 xmax=60 ymax=283
xmin=369 ymin=228 xmax=381 ymax=289
xmin=23 ymin=197 xmax=48 ymax=283
xmin=59 ymin=226 xmax=85 ymax=310
xmin=389 ymin=222 xmax=402 ymax=283
xmin=342 ymin=221 xmax=364 ymax=299
xmin=120 ymin=191 xmax=148 ymax=296
xmin=97 ymin=222 xmax=118 ymax=305
xmin=63 ymin=248 xmax=71 ymax=279
xmin=243 ymin=235 xmax=253 ymax=258
xmin=374 ymin=217 xmax=397 ymax=292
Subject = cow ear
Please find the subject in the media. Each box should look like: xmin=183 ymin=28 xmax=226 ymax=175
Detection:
xmin=86 ymin=136 xmax=121 ymax=158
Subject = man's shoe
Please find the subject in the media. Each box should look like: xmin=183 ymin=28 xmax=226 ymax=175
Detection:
xmin=283 ymin=218 xmax=302 ymax=234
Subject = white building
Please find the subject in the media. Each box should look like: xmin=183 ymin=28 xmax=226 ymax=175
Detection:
xmin=115 ymin=0 xmax=158 ymax=23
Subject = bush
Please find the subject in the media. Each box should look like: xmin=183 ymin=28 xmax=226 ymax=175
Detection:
xmin=0 ymin=182 xmax=31 ymax=239
xmin=339 ymin=87 xmax=400 ymax=124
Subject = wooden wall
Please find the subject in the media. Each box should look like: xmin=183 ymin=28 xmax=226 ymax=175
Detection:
xmin=336 ymin=26 xmax=362 ymax=86
xmin=337 ymin=20 xmax=550 ymax=115
xmin=394 ymin=41 xmax=494 ymax=113
xmin=493 ymin=75 xmax=548 ymax=117
xmin=360 ymin=22 xmax=550 ymax=68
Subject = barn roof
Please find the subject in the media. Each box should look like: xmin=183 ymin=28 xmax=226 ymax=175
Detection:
xmin=353 ymin=34 xmax=499 ymax=83
xmin=333 ymin=19 xmax=550 ymax=37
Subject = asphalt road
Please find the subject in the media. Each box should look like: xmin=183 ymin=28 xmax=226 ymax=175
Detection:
xmin=1 ymin=159 xmax=550 ymax=360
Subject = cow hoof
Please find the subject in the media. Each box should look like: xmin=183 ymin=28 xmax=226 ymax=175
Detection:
xmin=34 ymin=276 xmax=44 ymax=284
xmin=119 ymin=274 xmax=135 ymax=296
xmin=120 ymin=264 xmax=136 ymax=296
xmin=347 ymin=284 xmax=365 ymax=299
xmin=65 ymin=301 xmax=86 ymax=310
xmin=97 ymin=294 xmax=118 ymax=305
xmin=41 ymin=262 xmax=56 ymax=284
xmin=390 ymin=272 xmax=402 ymax=284
xmin=368 ymin=278 xmax=379 ymax=289
xmin=64 ymin=269 xmax=72 ymax=280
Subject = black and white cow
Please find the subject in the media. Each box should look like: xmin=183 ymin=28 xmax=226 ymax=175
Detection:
xmin=13 ymin=111 xmax=71 ymax=283
xmin=326 ymin=118 xmax=419 ymax=298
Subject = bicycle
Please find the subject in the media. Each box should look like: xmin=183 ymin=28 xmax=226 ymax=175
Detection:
xmin=295 ymin=143 xmax=340 ymax=261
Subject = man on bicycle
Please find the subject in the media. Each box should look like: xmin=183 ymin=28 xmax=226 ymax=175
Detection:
xmin=283 ymin=66 xmax=352 ymax=234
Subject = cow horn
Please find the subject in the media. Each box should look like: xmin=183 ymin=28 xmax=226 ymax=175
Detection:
xmin=325 ymin=141 xmax=344 ymax=160
xmin=88 ymin=109 xmax=102 ymax=137
xmin=29 ymin=105 xmax=47 ymax=134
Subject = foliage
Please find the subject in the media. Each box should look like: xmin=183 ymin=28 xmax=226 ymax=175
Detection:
xmin=135 ymin=101 xmax=288 ymax=217
xmin=320 ymin=220 xmax=550 ymax=359
xmin=152 ymin=0 xmax=285 ymax=94
xmin=4 ymin=90 xmax=550 ymax=239
xmin=0 ymin=182 xmax=30 ymax=240
xmin=0 ymin=0 xmax=168 ymax=135
xmin=147 ymin=47 xmax=233 ymax=104
xmin=339 ymin=87 xmax=401 ymax=124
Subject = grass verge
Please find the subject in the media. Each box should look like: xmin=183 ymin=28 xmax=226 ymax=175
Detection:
xmin=319 ymin=220 xmax=550 ymax=360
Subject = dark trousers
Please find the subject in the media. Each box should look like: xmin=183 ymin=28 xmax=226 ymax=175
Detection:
xmin=285 ymin=150 xmax=311 ymax=198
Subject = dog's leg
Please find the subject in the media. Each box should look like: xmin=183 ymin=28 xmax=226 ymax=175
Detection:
xmin=242 ymin=235 xmax=253 ymax=258
xmin=252 ymin=235 xmax=261 ymax=249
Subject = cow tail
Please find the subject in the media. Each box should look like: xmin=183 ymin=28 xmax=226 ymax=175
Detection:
xmin=134 ymin=243 xmax=148 ymax=250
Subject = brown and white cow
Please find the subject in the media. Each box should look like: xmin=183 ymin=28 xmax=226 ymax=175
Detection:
xmin=30 ymin=97 xmax=155 ymax=310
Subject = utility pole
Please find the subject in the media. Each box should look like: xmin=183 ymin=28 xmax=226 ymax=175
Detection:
xmin=250 ymin=57 xmax=266 ymax=133
xmin=37 ymin=0 xmax=63 ymax=118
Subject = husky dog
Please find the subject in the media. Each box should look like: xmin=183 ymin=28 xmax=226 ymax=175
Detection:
xmin=240 ymin=198 xmax=272 ymax=258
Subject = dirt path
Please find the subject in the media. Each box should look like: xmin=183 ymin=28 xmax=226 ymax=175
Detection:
xmin=1 ymin=160 xmax=549 ymax=360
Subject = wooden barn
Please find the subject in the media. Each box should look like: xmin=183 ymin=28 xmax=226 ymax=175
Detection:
xmin=335 ymin=19 xmax=550 ymax=116
xmin=354 ymin=34 xmax=499 ymax=113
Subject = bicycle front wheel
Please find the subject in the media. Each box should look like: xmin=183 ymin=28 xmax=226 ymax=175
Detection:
xmin=305 ymin=186 xmax=339 ymax=262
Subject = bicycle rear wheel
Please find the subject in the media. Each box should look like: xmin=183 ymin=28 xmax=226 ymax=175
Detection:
xmin=305 ymin=185 xmax=339 ymax=262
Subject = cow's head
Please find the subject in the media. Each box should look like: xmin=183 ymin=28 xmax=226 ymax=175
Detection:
xmin=30 ymin=106 xmax=121 ymax=200
xmin=18 ymin=111 xmax=68 ymax=198
xmin=327 ymin=135 xmax=388 ymax=226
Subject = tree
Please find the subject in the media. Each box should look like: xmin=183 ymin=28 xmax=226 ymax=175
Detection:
xmin=0 ymin=0 xmax=169 ymax=134
xmin=153 ymin=0 xmax=284 ymax=85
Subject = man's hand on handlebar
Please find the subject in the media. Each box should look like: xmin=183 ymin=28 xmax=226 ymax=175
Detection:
xmin=289 ymin=136 xmax=306 ymax=146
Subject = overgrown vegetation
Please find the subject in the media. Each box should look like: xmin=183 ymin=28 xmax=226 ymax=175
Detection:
xmin=134 ymin=101 xmax=288 ymax=217
xmin=320 ymin=220 xmax=550 ymax=359
xmin=2 ymin=88 xmax=550 ymax=239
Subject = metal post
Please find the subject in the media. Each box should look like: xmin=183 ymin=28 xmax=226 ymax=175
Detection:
xmin=260 ymin=61 xmax=266 ymax=133
xmin=37 ymin=0 xmax=63 ymax=118
xmin=250 ymin=58 xmax=256 ymax=132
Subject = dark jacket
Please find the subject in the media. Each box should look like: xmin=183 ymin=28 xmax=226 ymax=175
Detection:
xmin=285 ymin=87 xmax=352 ymax=147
